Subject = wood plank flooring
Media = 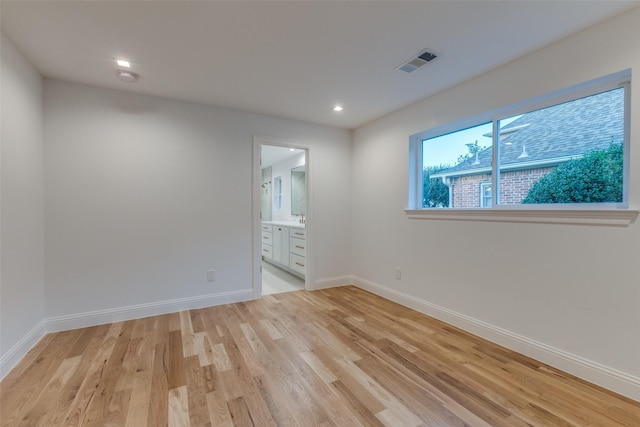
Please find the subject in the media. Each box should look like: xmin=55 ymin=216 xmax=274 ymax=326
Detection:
xmin=1 ymin=286 xmax=639 ymax=426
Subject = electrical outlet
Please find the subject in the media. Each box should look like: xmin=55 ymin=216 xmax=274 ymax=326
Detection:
xmin=395 ymin=268 xmax=401 ymax=280
xmin=207 ymin=270 xmax=216 ymax=282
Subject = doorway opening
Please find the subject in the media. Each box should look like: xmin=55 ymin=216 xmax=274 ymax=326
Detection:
xmin=254 ymin=139 xmax=308 ymax=296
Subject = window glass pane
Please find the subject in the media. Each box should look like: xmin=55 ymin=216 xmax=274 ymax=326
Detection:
xmin=423 ymin=122 xmax=493 ymax=208
xmin=480 ymin=183 xmax=492 ymax=207
xmin=273 ymin=176 xmax=282 ymax=210
xmin=498 ymin=88 xmax=624 ymax=205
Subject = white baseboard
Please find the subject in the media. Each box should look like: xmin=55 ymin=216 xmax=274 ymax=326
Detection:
xmin=311 ymin=275 xmax=352 ymax=290
xmin=352 ymin=276 xmax=640 ymax=402
xmin=0 ymin=320 xmax=46 ymax=381
xmin=45 ymin=289 xmax=254 ymax=333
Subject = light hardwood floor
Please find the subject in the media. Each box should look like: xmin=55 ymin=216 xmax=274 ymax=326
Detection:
xmin=1 ymin=286 xmax=639 ymax=426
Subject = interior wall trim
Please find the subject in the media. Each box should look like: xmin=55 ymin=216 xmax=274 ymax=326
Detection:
xmin=311 ymin=275 xmax=353 ymax=290
xmin=44 ymin=289 xmax=254 ymax=334
xmin=0 ymin=320 xmax=46 ymax=381
xmin=351 ymin=276 xmax=640 ymax=402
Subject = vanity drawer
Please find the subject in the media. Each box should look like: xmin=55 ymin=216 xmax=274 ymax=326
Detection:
xmin=261 ymin=224 xmax=273 ymax=233
xmin=290 ymin=253 xmax=306 ymax=275
xmin=290 ymin=228 xmax=306 ymax=240
xmin=261 ymin=231 xmax=273 ymax=244
xmin=262 ymin=243 xmax=273 ymax=259
xmin=290 ymin=237 xmax=306 ymax=257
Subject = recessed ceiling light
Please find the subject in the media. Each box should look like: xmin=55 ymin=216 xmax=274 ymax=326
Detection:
xmin=116 ymin=70 xmax=139 ymax=83
xmin=116 ymin=59 xmax=131 ymax=68
xmin=333 ymin=105 xmax=344 ymax=112
xmin=289 ymin=148 xmax=295 ymax=152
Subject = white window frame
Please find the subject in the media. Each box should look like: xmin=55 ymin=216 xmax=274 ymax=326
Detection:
xmin=407 ymin=69 xmax=638 ymax=226
xmin=480 ymin=182 xmax=492 ymax=208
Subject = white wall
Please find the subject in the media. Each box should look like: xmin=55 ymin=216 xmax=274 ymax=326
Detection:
xmin=352 ymin=9 xmax=640 ymax=399
xmin=0 ymin=34 xmax=46 ymax=377
xmin=270 ymin=152 xmax=305 ymax=222
xmin=44 ymin=80 xmax=351 ymax=323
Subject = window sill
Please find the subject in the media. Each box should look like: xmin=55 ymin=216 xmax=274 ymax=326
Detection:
xmin=404 ymin=208 xmax=639 ymax=227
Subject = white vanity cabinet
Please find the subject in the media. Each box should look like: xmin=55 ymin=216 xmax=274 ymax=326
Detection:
xmin=261 ymin=224 xmax=273 ymax=259
xmin=289 ymin=228 xmax=306 ymax=276
xmin=261 ymin=222 xmax=306 ymax=278
xmin=272 ymin=226 xmax=290 ymax=266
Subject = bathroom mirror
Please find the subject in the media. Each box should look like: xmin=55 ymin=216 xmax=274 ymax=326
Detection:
xmin=291 ymin=165 xmax=306 ymax=216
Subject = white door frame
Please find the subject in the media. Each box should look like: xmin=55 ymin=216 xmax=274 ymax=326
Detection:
xmin=252 ymin=134 xmax=311 ymax=298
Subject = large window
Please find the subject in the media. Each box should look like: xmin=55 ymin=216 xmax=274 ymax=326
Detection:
xmin=411 ymin=70 xmax=630 ymax=213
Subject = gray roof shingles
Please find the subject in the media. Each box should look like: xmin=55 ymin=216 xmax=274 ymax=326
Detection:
xmin=435 ymin=88 xmax=624 ymax=177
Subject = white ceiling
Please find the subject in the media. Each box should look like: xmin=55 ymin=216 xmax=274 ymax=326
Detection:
xmin=2 ymin=1 xmax=637 ymax=130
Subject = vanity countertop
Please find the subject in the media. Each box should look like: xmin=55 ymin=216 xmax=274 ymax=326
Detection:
xmin=262 ymin=221 xmax=305 ymax=229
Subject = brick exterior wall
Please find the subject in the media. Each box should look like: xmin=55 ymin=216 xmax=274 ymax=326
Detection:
xmin=451 ymin=173 xmax=491 ymax=208
xmin=449 ymin=167 xmax=555 ymax=207
xmin=499 ymin=167 xmax=554 ymax=205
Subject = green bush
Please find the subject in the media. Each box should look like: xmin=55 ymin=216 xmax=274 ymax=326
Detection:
xmin=423 ymin=165 xmax=450 ymax=208
xmin=522 ymin=143 xmax=623 ymax=204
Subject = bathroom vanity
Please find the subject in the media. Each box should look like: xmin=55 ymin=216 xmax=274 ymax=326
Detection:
xmin=261 ymin=221 xmax=306 ymax=278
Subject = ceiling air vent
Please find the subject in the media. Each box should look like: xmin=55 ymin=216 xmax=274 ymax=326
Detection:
xmin=396 ymin=49 xmax=437 ymax=73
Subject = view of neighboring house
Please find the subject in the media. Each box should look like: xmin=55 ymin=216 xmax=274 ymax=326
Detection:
xmin=431 ymin=88 xmax=624 ymax=207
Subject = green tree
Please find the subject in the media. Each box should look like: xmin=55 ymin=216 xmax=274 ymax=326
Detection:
xmin=423 ymin=165 xmax=450 ymax=207
xmin=522 ymin=143 xmax=623 ymax=204
xmin=456 ymin=140 xmax=487 ymax=164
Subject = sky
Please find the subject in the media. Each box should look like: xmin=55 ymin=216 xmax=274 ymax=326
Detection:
xmin=422 ymin=122 xmax=492 ymax=168
xmin=422 ymin=116 xmax=521 ymax=168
